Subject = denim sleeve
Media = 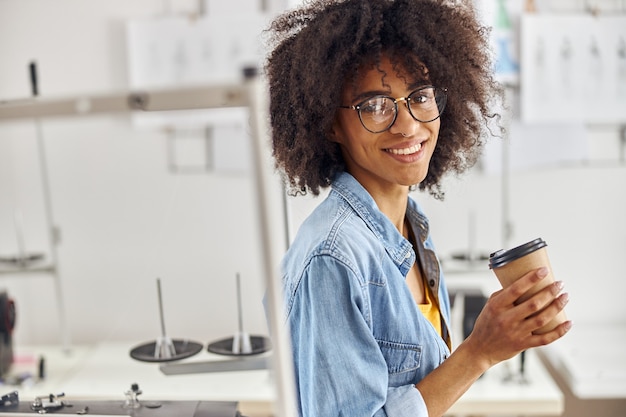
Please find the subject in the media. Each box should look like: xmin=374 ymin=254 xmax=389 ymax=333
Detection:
xmin=288 ymin=255 xmax=428 ymax=417
xmin=384 ymin=385 xmax=429 ymax=416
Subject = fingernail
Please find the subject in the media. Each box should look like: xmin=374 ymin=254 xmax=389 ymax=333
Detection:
xmin=555 ymin=280 xmax=565 ymax=291
xmin=560 ymin=292 xmax=570 ymax=305
xmin=537 ymin=267 xmax=549 ymax=278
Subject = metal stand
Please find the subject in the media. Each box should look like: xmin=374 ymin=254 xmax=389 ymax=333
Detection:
xmin=0 ymin=62 xmax=70 ymax=352
xmin=129 ymin=278 xmax=203 ymax=363
xmin=501 ymin=84 xmax=516 ymax=250
xmin=153 ymin=278 xmax=176 ymax=359
xmin=206 ymin=273 xmax=271 ymax=356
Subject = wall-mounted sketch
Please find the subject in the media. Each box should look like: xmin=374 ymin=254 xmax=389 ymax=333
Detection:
xmin=125 ymin=14 xmax=270 ymax=174
xmin=521 ymin=14 xmax=626 ymax=124
xmin=587 ymin=36 xmax=603 ymax=98
xmin=617 ymin=36 xmax=626 ymax=99
xmin=126 ymin=14 xmax=270 ymax=89
xmin=558 ymin=36 xmax=574 ymax=102
xmin=531 ymin=37 xmax=549 ymax=105
xmin=126 ymin=13 xmax=270 ymax=124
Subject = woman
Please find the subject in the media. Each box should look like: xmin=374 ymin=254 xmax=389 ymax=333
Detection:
xmin=264 ymin=1 xmax=571 ymax=416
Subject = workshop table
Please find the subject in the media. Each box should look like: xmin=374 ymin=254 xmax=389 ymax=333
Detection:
xmin=4 ymin=342 xmax=562 ymax=417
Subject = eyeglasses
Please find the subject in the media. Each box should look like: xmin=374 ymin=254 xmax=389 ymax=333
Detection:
xmin=339 ymin=86 xmax=447 ymax=133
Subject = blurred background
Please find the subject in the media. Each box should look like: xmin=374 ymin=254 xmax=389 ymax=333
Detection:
xmin=0 ymin=0 xmax=624 ymax=416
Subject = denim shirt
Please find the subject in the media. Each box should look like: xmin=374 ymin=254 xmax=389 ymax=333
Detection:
xmin=281 ymin=172 xmax=452 ymax=417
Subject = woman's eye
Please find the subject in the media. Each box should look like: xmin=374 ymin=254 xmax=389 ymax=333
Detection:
xmin=411 ymin=88 xmax=435 ymax=105
xmin=362 ymin=102 xmax=381 ymax=113
xmin=362 ymin=98 xmax=392 ymax=114
xmin=412 ymin=94 xmax=429 ymax=104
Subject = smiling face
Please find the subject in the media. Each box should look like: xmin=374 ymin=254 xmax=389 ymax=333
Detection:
xmin=331 ymin=55 xmax=440 ymax=198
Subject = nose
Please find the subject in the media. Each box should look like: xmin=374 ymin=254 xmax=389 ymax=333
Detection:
xmin=388 ymin=99 xmax=419 ymax=137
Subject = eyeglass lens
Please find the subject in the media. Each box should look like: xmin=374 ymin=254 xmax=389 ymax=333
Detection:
xmin=357 ymin=86 xmax=446 ymax=133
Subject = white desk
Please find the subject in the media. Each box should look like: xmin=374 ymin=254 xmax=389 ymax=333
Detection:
xmin=539 ymin=323 xmax=626 ymax=399
xmin=6 ymin=343 xmax=562 ymax=416
xmin=446 ymin=349 xmax=563 ymax=416
xmin=8 ymin=343 xmax=275 ymax=416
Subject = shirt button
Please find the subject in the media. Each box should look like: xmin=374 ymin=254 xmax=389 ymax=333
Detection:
xmin=429 ymin=279 xmax=435 ymax=287
xmin=405 ymin=252 xmax=411 ymax=259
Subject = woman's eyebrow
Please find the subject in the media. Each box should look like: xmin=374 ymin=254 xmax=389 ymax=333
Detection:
xmin=350 ymin=80 xmax=431 ymax=102
xmin=350 ymin=89 xmax=391 ymax=102
xmin=408 ymin=80 xmax=430 ymax=90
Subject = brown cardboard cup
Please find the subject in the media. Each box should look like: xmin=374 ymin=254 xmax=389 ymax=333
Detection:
xmin=489 ymin=238 xmax=567 ymax=335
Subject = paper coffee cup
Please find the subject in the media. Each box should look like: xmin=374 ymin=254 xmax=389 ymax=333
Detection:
xmin=489 ymin=238 xmax=567 ymax=334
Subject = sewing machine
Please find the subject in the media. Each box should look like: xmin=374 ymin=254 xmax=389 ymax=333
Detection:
xmin=0 ymin=384 xmax=242 ymax=416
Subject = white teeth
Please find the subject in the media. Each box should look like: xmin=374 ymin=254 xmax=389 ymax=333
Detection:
xmin=386 ymin=143 xmax=422 ymax=155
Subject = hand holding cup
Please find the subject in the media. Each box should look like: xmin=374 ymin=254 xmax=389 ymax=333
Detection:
xmin=489 ymin=238 xmax=568 ymax=334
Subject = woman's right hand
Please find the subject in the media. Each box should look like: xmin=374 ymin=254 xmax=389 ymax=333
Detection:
xmin=461 ymin=267 xmax=572 ymax=369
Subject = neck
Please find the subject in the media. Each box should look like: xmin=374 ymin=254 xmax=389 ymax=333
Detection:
xmin=367 ymin=185 xmax=410 ymax=236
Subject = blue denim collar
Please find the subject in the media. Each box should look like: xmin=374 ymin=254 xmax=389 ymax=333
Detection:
xmin=331 ymin=172 xmax=424 ymax=273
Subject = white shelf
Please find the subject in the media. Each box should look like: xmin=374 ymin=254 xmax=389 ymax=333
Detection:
xmin=0 ymin=262 xmax=56 ymax=275
xmin=0 ymin=84 xmax=249 ymax=121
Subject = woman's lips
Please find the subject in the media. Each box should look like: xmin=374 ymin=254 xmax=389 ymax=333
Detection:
xmin=384 ymin=143 xmax=422 ymax=155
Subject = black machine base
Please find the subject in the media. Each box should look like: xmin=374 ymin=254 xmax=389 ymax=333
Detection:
xmin=0 ymin=399 xmax=242 ymax=416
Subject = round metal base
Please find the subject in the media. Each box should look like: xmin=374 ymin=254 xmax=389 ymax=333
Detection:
xmin=207 ymin=335 xmax=271 ymax=356
xmin=130 ymin=339 xmax=203 ymax=363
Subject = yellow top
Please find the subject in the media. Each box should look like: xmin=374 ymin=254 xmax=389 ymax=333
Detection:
xmin=418 ymin=280 xmax=442 ymax=338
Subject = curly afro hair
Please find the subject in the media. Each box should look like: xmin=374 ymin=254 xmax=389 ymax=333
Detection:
xmin=265 ymin=0 xmax=501 ymax=199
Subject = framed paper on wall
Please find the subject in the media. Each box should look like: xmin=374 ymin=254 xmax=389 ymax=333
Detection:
xmin=520 ymin=14 xmax=626 ymax=124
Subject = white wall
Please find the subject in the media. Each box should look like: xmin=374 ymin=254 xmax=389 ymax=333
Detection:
xmin=0 ymin=0 xmax=282 ymax=347
xmin=1 ymin=0 xmax=625 ymax=352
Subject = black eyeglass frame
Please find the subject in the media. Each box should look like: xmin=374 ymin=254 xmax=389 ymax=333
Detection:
xmin=338 ymin=85 xmax=448 ymax=134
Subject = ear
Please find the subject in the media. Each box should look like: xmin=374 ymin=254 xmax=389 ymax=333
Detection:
xmin=328 ymin=115 xmax=344 ymax=144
